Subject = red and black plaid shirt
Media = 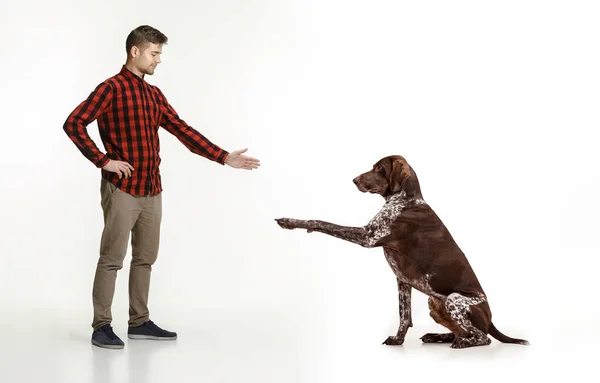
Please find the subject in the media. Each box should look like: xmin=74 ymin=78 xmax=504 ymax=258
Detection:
xmin=64 ymin=65 xmax=229 ymax=196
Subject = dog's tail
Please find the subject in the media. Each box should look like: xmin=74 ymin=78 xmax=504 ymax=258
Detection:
xmin=488 ymin=322 xmax=529 ymax=345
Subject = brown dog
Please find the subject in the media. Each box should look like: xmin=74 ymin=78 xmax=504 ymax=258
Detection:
xmin=275 ymin=155 xmax=528 ymax=349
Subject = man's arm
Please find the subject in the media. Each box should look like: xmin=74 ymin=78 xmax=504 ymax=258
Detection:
xmin=63 ymin=82 xmax=112 ymax=168
xmin=155 ymin=88 xmax=229 ymax=165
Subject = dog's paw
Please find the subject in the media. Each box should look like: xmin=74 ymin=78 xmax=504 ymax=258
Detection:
xmin=275 ymin=218 xmax=297 ymax=230
xmin=420 ymin=333 xmax=455 ymax=344
xmin=382 ymin=336 xmax=405 ymax=346
xmin=450 ymin=339 xmax=471 ymax=349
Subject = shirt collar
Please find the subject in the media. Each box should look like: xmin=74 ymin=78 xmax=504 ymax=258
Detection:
xmin=120 ymin=65 xmax=145 ymax=81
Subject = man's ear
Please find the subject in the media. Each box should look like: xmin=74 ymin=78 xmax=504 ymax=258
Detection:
xmin=389 ymin=158 xmax=410 ymax=194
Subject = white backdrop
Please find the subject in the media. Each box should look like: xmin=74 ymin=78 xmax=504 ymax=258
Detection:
xmin=1 ymin=0 xmax=598 ymax=382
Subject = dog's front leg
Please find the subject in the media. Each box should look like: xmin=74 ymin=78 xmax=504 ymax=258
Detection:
xmin=383 ymin=280 xmax=412 ymax=345
xmin=275 ymin=218 xmax=376 ymax=248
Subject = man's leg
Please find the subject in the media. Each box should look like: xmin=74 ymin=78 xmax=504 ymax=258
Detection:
xmin=91 ymin=179 xmax=141 ymax=347
xmin=128 ymin=192 xmax=161 ymax=326
xmin=127 ymin=192 xmax=176 ymax=340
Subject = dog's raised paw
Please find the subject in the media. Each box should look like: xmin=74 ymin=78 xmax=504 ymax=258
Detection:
xmin=275 ymin=218 xmax=294 ymax=229
xmin=382 ymin=336 xmax=405 ymax=346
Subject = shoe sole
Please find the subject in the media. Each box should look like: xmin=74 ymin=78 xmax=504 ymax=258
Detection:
xmin=91 ymin=339 xmax=124 ymax=349
xmin=128 ymin=334 xmax=177 ymax=340
xmin=127 ymin=334 xmax=177 ymax=340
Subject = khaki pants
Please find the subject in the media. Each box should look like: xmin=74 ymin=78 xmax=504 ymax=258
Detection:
xmin=92 ymin=178 xmax=162 ymax=330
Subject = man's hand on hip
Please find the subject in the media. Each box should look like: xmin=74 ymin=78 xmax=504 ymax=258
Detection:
xmin=103 ymin=160 xmax=135 ymax=179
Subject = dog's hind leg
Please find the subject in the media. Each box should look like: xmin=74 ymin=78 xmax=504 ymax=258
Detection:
xmin=445 ymin=293 xmax=492 ymax=349
xmin=420 ymin=296 xmax=458 ymax=343
xmin=382 ymin=280 xmax=412 ymax=345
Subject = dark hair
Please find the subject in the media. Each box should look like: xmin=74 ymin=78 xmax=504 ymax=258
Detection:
xmin=126 ymin=25 xmax=168 ymax=55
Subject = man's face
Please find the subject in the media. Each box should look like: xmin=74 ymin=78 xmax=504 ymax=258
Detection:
xmin=132 ymin=42 xmax=162 ymax=75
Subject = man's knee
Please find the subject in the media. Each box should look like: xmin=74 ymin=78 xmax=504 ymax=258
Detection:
xmin=97 ymin=256 xmax=125 ymax=271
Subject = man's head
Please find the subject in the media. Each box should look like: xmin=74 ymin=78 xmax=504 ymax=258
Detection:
xmin=125 ymin=25 xmax=168 ymax=76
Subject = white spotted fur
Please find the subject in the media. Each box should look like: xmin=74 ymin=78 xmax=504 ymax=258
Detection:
xmin=364 ymin=191 xmax=425 ymax=247
xmin=446 ymin=293 xmax=487 ymax=332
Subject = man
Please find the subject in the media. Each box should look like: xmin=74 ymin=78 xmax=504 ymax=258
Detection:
xmin=63 ymin=25 xmax=260 ymax=349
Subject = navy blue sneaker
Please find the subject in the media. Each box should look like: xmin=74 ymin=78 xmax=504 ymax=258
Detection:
xmin=91 ymin=324 xmax=125 ymax=349
xmin=128 ymin=320 xmax=177 ymax=340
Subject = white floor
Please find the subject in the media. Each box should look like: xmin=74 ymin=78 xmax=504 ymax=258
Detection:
xmin=1 ymin=305 xmax=595 ymax=383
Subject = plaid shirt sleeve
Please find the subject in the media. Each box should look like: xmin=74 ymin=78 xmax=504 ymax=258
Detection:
xmin=63 ymin=82 xmax=112 ymax=168
xmin=156 ymin=87 xmax=229 ymax=165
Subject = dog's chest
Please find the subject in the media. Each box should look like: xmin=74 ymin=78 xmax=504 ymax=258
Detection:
xmin=366 ymin=198 xmax=405 ymax=244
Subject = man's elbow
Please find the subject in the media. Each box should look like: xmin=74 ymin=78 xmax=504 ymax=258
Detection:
xmin=63 ymin=116 xmax=75 ymax=134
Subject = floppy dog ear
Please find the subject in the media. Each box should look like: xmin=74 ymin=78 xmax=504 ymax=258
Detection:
xmin=389 ymin=158 xmax=411 ymax=194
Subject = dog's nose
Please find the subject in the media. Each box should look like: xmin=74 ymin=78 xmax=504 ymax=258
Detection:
xmin=353 ymin=177 xmax=359 ymax=185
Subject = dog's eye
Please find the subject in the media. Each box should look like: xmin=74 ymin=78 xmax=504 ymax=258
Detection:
xmin=374 ymin=164 xmax=382 ymax=171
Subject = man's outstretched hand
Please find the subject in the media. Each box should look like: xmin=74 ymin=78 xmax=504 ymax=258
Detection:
xmin=225 ymin=148 xmax=260 ymax=170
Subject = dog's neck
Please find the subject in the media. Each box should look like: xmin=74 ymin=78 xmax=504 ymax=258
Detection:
xmin=385 ymin=190 xmax=426 ymax=206
xmin=385 ymin=190 xmax=407 ymax=204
